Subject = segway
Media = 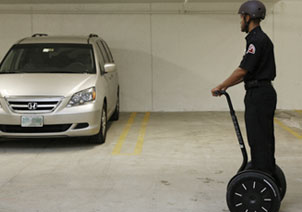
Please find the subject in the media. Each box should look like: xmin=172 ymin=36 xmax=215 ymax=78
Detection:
xmin=215 ymin=90 xmax=286 ymax=212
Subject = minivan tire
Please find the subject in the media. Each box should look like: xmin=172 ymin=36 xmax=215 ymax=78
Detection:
xmin=90 ymin=102 xmax=107 ymax=144
xmin=110 ymin=90 xmax=119 ymax=121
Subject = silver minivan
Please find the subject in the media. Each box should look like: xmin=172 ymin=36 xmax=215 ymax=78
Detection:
xmin=0 ymin=33 xmax=119 ymax=144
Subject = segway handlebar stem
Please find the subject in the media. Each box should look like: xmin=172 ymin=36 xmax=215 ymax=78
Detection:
xmin=215 ymin=90 xmax=248 ymax=172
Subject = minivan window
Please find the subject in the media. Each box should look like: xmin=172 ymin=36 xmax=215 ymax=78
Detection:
xmin=97 ymin=42 xmax=109 ymax=64
xmin=0 ymin=44 xmax=96 ymax=74
xmin=102 ymin=41 xmax=114 ymax=63
xmin=94 ymin=43 xmax=105 ymax=74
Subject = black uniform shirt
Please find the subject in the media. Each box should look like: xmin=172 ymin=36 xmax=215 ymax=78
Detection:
xmin=239 ymin=26 xmax=276 ymax=82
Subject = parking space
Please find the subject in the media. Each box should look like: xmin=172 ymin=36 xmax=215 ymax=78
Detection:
xmin=0 ymin=111 xmax=301 ymax=212
xmin=0 ymin=1 xmax=301 ymax=211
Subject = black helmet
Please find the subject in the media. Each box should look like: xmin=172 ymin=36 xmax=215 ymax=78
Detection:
xmin=238 ymin=0 xmax=266 ymax=20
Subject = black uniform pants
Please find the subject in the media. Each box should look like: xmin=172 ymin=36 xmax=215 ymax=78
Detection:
xmin=244 ymin=85 xmax=277 ymax=175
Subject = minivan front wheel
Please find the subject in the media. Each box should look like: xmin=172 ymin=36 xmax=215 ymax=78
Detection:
xmin=90 ymin=103 xmax=107 ymax=144
xmin=111 ymin=89 xmax=119 ymax=121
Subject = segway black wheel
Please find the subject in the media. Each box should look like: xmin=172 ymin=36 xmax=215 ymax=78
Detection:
xmin=227 ymin=171 xmax=281 ymax=212
xmin=273 ymin=165 xmax=287 ymax=201
xmin=244 ymin=162 xmax=287 ymax=201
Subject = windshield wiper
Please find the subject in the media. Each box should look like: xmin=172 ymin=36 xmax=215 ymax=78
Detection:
xmin=0 ymin=72 xmax=25 ymax=74
xmin=0 ymin=71 xmax=93 ymax=74
xmin=48 ymin=71 xmax=92 ymax=74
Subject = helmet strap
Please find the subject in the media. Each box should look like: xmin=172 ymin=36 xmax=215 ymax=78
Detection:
xmin=243 ymin=15 xmax=251 ymax=33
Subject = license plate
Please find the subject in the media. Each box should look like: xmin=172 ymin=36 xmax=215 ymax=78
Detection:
xmin=21 ymin=116 xmax=44 ymax=127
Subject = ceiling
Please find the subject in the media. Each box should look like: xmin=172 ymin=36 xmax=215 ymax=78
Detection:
xmin=0 ymin=0 xmax=279 ymax=4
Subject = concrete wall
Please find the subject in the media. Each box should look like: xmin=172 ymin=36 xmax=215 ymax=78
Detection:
xmin=0 ymin=0 xmax=300 ymax=111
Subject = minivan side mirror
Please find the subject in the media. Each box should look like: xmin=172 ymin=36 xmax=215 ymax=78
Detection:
xmin=104 ymin=63 xmax=116 ymax=73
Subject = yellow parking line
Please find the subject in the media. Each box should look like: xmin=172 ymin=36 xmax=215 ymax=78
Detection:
xmin=112 ymin=112 xmax=136 ymax=155
xmin=112 ymin=112 xmax=151 ymax=156
xmin=295 ymin=110 xmax=302 ymax=114
xmin=133 ymin=112 xmax=151 ymax=155
xmin=274 ymin=118 xmax=302 ymax=139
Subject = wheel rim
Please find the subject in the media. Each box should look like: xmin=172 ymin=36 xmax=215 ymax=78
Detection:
xmin=228 ymin=178 xmax=279 ymax=212
xmin=244 ymin=162 xmax=286 ymax=201
xmin=101 ymin=107 xmax=107 ymax=136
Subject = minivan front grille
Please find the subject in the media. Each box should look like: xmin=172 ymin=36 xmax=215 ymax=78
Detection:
xmin=0 ymin=124 xmax=71 ymax=133
xmin=5 ymin=97 xmax=63 ymax=113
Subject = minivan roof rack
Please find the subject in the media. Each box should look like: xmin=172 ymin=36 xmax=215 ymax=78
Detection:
xmin=32 ymin=33 xmax=48 ymax=37
xmin=89 ymin=34 xmax=98 ymax=38
xmin=88 ymin=34 xmax=99 ymax=44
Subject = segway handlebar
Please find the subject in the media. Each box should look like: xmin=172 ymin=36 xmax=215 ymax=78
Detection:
xmin=215 ymin=90 xmax=248 ymax=172
xmin=214 ymin=90 xmax=234 ymax=113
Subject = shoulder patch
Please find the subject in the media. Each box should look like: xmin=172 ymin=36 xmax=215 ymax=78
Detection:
xmin=247 ymin=44 xmax=256 ymax=55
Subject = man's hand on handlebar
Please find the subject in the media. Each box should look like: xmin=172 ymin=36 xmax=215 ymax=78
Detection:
xmin=211 ymin=85 xmax=227 ymax=97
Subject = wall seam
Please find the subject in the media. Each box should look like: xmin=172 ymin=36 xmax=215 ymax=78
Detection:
xmin=272 ymin=2 xmax=275 ymax=42
xmin=149 ymin=3 xmax=154 ymax=111
xmin=30 ymin=6 xmax=33 ymax=34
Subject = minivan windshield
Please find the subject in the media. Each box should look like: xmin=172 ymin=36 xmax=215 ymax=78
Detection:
xmin=0 ymin=44 xmax=96 ymax=74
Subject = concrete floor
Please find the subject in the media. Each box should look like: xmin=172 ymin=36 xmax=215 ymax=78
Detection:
xmin=0 ymin=111 xmax=301 ymax=212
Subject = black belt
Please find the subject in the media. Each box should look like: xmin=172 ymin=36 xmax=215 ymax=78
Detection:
xmin=244 ymin=80 xmax=272 ymax=90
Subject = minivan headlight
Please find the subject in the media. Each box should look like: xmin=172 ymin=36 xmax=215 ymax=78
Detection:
xmin=67 ymin=87 xmax=96 ymax=107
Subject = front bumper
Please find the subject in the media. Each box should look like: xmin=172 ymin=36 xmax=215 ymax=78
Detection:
xmin=0 ymin=102 xmax=102 ymax=138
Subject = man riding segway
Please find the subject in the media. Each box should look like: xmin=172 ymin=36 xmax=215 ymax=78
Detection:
xmin=212 ymin=0 xmax=277 ymax=179
xmin=211 ymin=1 xmax=287 ymax=211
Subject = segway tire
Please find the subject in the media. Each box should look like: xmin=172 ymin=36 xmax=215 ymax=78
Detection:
xmin=227 ymin=171 xmax=281 ymax=212
xmin=244 ymin=162 xmax=286 ymax=201
xmin=273 ymin=165 xmax=287 ymax=201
